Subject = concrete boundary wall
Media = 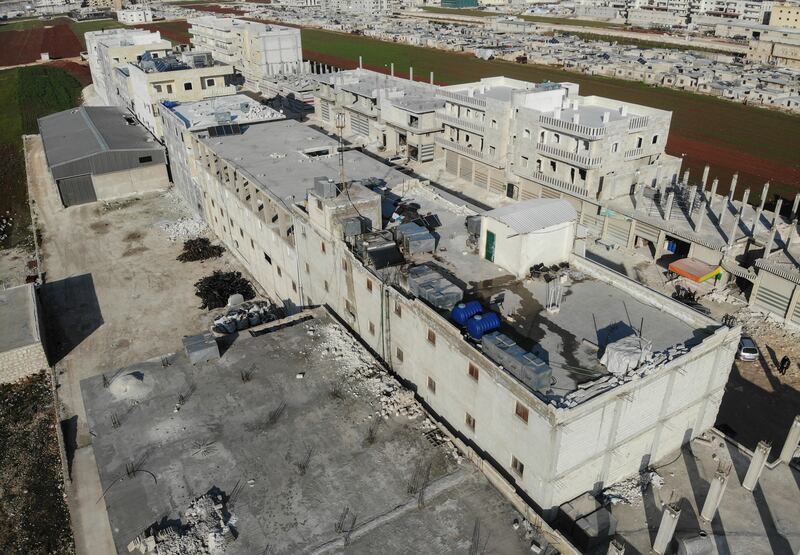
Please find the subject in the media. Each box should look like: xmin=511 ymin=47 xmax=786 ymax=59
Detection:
xmin=0 ymin=342 xmax=49 ymax=384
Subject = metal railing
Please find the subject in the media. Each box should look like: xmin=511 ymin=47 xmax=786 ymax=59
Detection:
xmin=536 ymin=143 xmax=602 ymax=168
xmin=434 ymin=136 xmax=503 ymax=168
xmin=628 ymin=115 xmax=650 ymax=131
xmin=527 ymin=170 xmax=589 ymax=197
xmin=436 ymin=88 xmax=487 ymax=109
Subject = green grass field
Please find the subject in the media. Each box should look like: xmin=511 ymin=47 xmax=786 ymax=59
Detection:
xmin=567 ymin=31 xmax=728 ymax=54
xmin=69 ymin=19 xmax=125 ymax=48
xmin=300 ymin=28 xmax=800 ymax=169
xmin=0 ymin=16 xmax=71 ymax=31
xmin=421 ymin=7 xmax=624 ymax=28
xmin=0 ymin=66 xmax=83 ymax=248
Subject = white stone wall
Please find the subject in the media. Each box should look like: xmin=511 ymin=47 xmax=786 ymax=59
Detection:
xmin=0 ymin=343 xmax=48 ymax=385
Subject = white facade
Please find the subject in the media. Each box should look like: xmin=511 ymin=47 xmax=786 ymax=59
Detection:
xmin=189 ymin=16 xmax=306 ymax=87
xmin=158 ymin=105 xmax=740 ymax=512
xmin=86 ymin=28 xmax=171 ymax=105
xmin=116 ymin=7 xmax=153 ymax=24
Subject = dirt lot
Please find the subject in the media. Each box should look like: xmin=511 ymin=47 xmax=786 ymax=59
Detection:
xmin=24 ymin=134 xmax=260 ymax=555
xmin=0 ymin=25 xmax=82 ymax=67
xmin=0 ymin=372 xmax=74 ymax=555
xmin=135 ymin=20 xmax=192 ymax=44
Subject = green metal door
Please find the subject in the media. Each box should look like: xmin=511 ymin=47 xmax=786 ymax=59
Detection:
xmin=485 ymin=231 xmax=496 ymax=262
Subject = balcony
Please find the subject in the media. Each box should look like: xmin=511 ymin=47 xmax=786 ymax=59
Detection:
xmin=525 ymin=170 xmax=589 ymax=198
xmin=343 ymin=101 xmax=377 ymax=117
xmin=536 ymin=143 xmax=602 ymax=169
xmin=627 ymin=115 xmax=650 ymax=131
xmin=538 ymin=115 xmax=605 ymax=140
xmin=436 ymin=109 xmax=485 ymax=134
xmin=436 ymin=88 xmax=487 ymax=110
xmin=434 ymin=136 xmax=504 ymax=169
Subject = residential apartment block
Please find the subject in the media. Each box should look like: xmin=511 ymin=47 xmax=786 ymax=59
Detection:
xmin=116 ymin=7 xmax=153 ymax=24
xmin=315 ymin=68 xmax=444 ymax=162
xmin=86 ymin=28 xmax=172 ymax=105
xmin=188 ymin=16 xmax=307 ymax=88
xmin=158 ymin=96 xmax=739 ymax=513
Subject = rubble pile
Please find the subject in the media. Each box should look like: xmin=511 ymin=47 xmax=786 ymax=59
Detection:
xmin=177 ymin=237 xmax=225 ymax=263
xmin=601 ymin=469 xmax=664 ymax=506
xmin=155 ymin=188 xmax=207 ymax=242
xmin=311 ymin=322 xmax=423 ymax=420
xmin=194 ymin=271 xmax=256 ymax=310
xmin=128 ymin=494 xmax=235 ymax=555
xmin=212 ymin=300 xmax=281 ymax=334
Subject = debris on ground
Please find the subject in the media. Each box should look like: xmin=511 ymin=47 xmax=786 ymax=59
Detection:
xmin=127 ymin=494 xmax=235 ymax=554
xmin=0 ymin=371 xmax=74 ymax=555
xmin=601 ymin=469 xmax=663 ymax=506
xmin=154 ymin=188 xmax=207 ymax=242
xmin=194 ymin=271 xmax=255 ymax=310
xmin=212 ymin=300 xmax=282 ymax=334
xmin=177 ymin=237 xmax=225 ymax=263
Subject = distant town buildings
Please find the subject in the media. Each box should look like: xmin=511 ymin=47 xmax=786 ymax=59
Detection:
xmin=116 ymin=6 xmax=153 ymax=24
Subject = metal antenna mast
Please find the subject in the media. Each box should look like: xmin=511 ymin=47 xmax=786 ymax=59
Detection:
xmin=335 ymin=111 xmax=346 ymax=189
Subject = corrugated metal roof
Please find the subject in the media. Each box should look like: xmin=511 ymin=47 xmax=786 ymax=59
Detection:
xmin=38 ymin=106 xmax=159 ymax=167
xmin=483 ymin=198 xmax=577 ymax=234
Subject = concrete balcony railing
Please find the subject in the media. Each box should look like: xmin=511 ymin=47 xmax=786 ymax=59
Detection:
xmin=623 ymin=147 xmax=659 ymax=160
xmin=526 ymin=169 xmax=589 ymax=198
xmin=202 ymin=85 xmax=238 ymax=98
xmin=627 ymin=115 xmax=650 ymax=132
xmin=536 ymin=143 xmax=602 ymax=169
xmin=434 ymin=136 xmax=504 ymax=168
xmin=436 ymin=109 xmax=485 ymax=134
xmin=436 ymin=88 xmax=487 ymax=109
xmin=538 ymin=115 xmax=605 ymax=140
xmin=343 ymin=102 xmax=377 ymax=117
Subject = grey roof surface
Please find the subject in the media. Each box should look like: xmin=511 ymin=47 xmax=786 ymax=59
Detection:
xmin=0 ymin=284 xmax=40 ymax=353
xmin=201 ymin=119 xmax=410 ymax=203
xmin=38 ymin=107 xmax=159 ymax=167
xmin=483 ymin=198 xmax=577 ymax=233
xmin=163 ymin=94 xmax=284 ymax=131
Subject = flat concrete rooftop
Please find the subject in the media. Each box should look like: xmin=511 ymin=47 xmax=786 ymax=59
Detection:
xmin=202 ymin=119 xmax=410 ymax=203
xmin=81 ymin=310 xmax=537 ymax=554
xmin=0 ymin=283 xmax=40 ymax=353
xmin=382 ymin=182 xmax=716 ymax=401
xmin=164 ymin=94 xmax=284 ymax=131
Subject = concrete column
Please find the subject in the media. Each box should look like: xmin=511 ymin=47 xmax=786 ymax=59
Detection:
xmin=729 ymin=172 xmax=739 ymax=201
xmin=774 ymin=197 xmax=784 ymax=223
xmin=390 ymin=62 xmax=394 ymax=76
xmin=409 ymin=66 xmax=413 ymax=81
xmin=701 ymin=468 xmax=729 ymax=521
xmin=627 ymin=219 xmax=637 ymax=249
xmin=789 ymin=220 xmax=799 ymax=249
xmin=682 ymin=169 xmax=690 ymax=184
xmin=702 ymin=164 xmax=710 ymax=189
xmin=358 ymin=55 xmax=363 ymax=69
xmin=719 ymin=201 xmax=727 ymax=227
xmin=695 ymin=200 xmax=707 ymax=232
xmin=779 ymin=415 xmax=800 ymax=464
xmin=652 ymin=503 xmax=681 ymax=555
xmin=742 ymin=187 xmax=751 ymax=207
xmin=765 ymin=226 xmax=778 ymax=256
xmin=784 ymin=284 xmax=800 ymax=324
xmin=752 ymin=207 xmax=763 ymax=236
xmin=793 ymin=193 xmax=800 ymax=218
xmin=710 ymin=178 xmax=719 ymax=202
xmin=742 ymin=440 xmax=771 ymax=491
xmin=654 ymin=230 xmax=668 ymax=261
xmin=728 ymin=210 xmax=741 ymax=246
xmin=688 ymin=185 xmax=698 ymax=212
xmin=665 ymin=191 xmax=675 ymax=220
xmin=430 ymin=71 xmax=434 ymax=84
xmin=759 ymin=182 xmax=770 ymax=211
xmin=607 ymin=538 xmax=625 ymax=555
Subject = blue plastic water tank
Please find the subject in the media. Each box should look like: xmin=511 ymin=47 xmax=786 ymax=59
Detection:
xmin=467 ymin=312 xmax=501 ymax=340
xmin=451 ymin=300 xmax=483 ymax=326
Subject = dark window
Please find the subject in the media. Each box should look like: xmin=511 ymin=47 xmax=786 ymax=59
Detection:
xmin=138 ymin=155 xmax=153 ymax=163
xmin=465 ymin=413 xmax=475 ymax=431
xmin=277 ymin=266 xmax=282 ymax=277
xmin=427 ymin=377 xmax=436 ymax=394
xmin=366 ymin=278 xmax=373 ymax=292
xmin=511 ymin=456 xmax=524 ymax=477
xmin=369 ymin=321 xmax=375 ymax=335
xmin=515 ymin=401 xmax=529 ymax=423
xmin=264 ymin=252 xmax=272 ymax=265
xmin=184 ymin=82 xmax=193 ymax=91
xmin=396 ymin=347 xmax=404 ymax=362
xmin=395 ymin=303 xmax=402 ymax=317
xmin=468 ymin=363 xmax=479 ymax=382
xmin=427 ymin=329 xmax=436 ymax=345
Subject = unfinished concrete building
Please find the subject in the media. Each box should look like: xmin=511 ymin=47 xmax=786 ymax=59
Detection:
xmin=315 ymin=68 xmax=444 ymax=162
xmin=159 ymin=99 xmax=740 ymax=513
xmin=188 ymin=16 xmax=307 ymax=88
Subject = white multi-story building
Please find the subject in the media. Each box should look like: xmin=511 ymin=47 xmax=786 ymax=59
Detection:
xmin=188 ymin=16 xmax=306 ymax=88
xmin=116 ymin=7 xmax=153 ymax=24
xmin=86 ymin=28 xmax=171 ymax=105
xmin=315 ymin=68 xmax=444 ymax=161
xmin=323 ymin=0 xmax=391 ymax=12
xmin=158 ymin=96 xmax=740 ymax=514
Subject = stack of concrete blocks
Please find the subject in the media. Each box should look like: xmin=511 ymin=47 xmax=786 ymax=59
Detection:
xmin=556 ymin=492 xmax=617 ymax=551
xmin=0 ymin=284 xmax=49 ymax=384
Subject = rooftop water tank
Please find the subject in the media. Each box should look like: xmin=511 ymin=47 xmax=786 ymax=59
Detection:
xmin=451 ymin=300 xmax=483 ymax=326
xmin=467 ymin=311 xmax=500 ymax=340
